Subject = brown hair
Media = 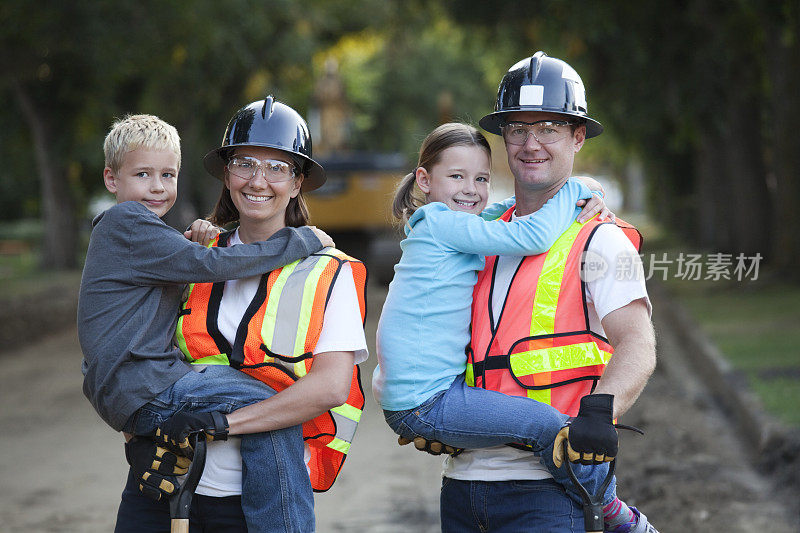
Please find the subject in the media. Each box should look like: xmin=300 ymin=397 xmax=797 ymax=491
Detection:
xmin=392 ymin=123 xmax=491 ymax=223
xmin=207 ymin=179 xmax=309 ymax=228
xmin=207 ymin=148 xmax=310 ymax=228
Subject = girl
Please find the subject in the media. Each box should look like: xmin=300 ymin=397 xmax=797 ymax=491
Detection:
xmin=373 ymin=122 xmax=639 ymax=531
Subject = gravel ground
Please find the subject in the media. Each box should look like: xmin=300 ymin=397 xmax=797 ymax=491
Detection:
xmin=0 ymin=282 xmax=797 ymax=532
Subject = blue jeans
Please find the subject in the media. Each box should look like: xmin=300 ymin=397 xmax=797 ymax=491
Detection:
xmin=120 ymin=365 xmax=314 ymax=533
xmin=384 ymin=375 xmax=616 ymax=508
xmin=440 ymin=477 xmax=585 ymax=532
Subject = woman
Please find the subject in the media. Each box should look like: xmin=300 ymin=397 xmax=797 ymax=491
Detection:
xmin=121 ymin=96 xmax=368 ymax=532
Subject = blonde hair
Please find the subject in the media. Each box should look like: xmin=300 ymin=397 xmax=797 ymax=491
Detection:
xmin=392 ymin=123 xmax=491 ymax=223
xmin=103 ymin=114 xmax=181 ymax=173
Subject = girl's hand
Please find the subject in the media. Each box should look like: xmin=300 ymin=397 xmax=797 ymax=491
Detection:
xmin=184 ymin=219 xmax=220 ymax=246
xmin=576 ymin=193 xmax=616 ymax=223
xmin=576 ymin=175 xmax=605 ymax=196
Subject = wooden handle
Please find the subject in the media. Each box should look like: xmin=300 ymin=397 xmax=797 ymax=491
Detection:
xmin=170 ymin=518 xmax=189 ymax=533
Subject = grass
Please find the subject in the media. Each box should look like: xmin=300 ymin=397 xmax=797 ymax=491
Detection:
xmin=663 ymin=272 xmax=800 ymax=428
xmin=0 ymin=247 xmax=82 ymax=298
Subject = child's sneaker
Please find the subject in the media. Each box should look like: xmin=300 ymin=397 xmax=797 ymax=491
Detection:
xmin=606 ymin=507 xmax=659 ymax=533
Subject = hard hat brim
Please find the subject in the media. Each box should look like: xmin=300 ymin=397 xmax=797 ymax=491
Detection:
xmin=479 ymin=110 xmax=604 ymax=139
xmin=203 ymin=143 xmax=327 ymax=192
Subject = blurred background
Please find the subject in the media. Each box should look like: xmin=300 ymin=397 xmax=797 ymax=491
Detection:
xmin=1 ymin=1 xmax=799 ymax=528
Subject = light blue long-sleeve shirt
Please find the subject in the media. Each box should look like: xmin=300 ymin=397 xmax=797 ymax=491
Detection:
xmin=373 ymin=178 xmax=593 ymax=410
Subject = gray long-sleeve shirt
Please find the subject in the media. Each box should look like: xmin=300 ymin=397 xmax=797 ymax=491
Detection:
xmin=78 ymin=201 xmax=323 ymax=431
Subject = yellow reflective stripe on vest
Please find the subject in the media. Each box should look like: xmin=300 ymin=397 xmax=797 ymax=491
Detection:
xmin=509 ymin=342 xmax=612 ymax=376
xmin=292 ymin=258 xmax=334 ymax=377
xmin=530 ymin=220 xmax=584 ymax=337
xmin=259 ymin=255 xmax=338 ymax=376
xmin=191 ymin=353 xmax=231 ymax=365
xmin=260 ymin=262 xmax=298 ymax=354
xmin=175 ymin=283 xmax=195 ymax=359
xmin=327 ymin=437 xmax=351 ymax=454
xmin=465 ymin=362 xmax=475 ymax=386
xmin=331 ymin=403 xmax=361 ymax=422
xmin=331 ymin=403 xmax=362 ymax=447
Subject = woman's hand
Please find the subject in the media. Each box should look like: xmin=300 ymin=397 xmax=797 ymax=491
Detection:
xmin=309 ymin=226 xmax=335 ymax=249
xmin=184 ymin=219 xmax=220 ymax=246
xmin=576 ymin=194 xmax=615 ymax=223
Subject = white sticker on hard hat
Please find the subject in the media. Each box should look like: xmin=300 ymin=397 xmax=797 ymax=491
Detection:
xmin=520 ymin=85 xmax=544 ymax=106
xmin=562 ymin=64 xmax=581 ymax=84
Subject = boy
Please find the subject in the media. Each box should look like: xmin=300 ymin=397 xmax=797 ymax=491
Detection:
xmin=78 ymin=114 xmax=330 ymax=510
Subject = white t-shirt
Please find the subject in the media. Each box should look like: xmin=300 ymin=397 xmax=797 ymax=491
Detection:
xmin=443 ymin=221 xmax=651 ymax=481
xmin=195 ymin=229 xmax=368 ymax=496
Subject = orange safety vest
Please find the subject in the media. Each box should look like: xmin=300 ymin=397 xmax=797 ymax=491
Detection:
xmin=467 ymin=207 xmax=642 ymax=417
xmin=175 ymin=231 xmax=367 ymax=492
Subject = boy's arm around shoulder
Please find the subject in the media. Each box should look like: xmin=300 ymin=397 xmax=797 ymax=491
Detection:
xmin=114 ymin=206 xmax=325 ymax=285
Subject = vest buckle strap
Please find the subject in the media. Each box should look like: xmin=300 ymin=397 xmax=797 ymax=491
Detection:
xmin=259 ymin=343 xmax=313 ymax=363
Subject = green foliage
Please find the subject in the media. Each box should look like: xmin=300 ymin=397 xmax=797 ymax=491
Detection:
xmin=673 ymin=281 xmax=800 ymax=428
xmin=1 ymin=0 xmax=799 ymax=274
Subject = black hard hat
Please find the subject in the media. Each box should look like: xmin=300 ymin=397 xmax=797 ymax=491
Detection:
xmin=479 ymin=51 xmax=603 ymax=138
xmin=204 ymin=95 xmax=326 ymax=192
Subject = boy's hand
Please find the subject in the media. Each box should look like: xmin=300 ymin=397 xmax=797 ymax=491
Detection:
xmin=576 ymin=193 xmax=615 ymax=223
xmin=125 ymin=437 xmax=190 ymax=501
xmin=155 ymin=411 xmax=229 ymax=457
xmin=308 ymin=226 xmax=335 ymax=249
xmin=184 ymin=219 xmax=220 ymax=246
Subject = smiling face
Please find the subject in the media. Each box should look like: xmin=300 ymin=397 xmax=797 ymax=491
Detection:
xmin=415 ymin=145 xmax=491 ymax=215
xmin=504 ymin=111 xmax=585 ymax=194
xmin=103 ymin=148 xmax=179 ymax=218
xmin=223 ymin=146 xmax=302 ymax=236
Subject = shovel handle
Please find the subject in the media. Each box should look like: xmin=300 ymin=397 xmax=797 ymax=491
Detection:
xmin=169 ymin=436 xmax=207 ymax=533
xmin=562 ymin=439 xmax=615 ymax=533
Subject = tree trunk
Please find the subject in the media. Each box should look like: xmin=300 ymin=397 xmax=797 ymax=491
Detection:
xmin=721 ymin=86 xmax=772 ymax=258
xmin=695 ymin=132 xmax=733 ymax=251
xmin=11 ymin=80 xmax=77 ymax=270
xmin=764 ymin=3 xmax=800 ymax=281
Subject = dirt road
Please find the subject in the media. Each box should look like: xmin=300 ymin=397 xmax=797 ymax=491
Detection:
xmin=0 ymin=283 xmax=797 ymax=532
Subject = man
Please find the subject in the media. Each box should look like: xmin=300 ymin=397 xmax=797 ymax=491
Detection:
xmin=439 ymin=52 xmax=657 ymax=532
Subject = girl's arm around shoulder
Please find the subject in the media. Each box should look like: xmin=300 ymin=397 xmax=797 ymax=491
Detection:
xmin=425 ymin=180 xmax=592 ymax=256
xmin=480 ymin=196 xmax=516 ymax=221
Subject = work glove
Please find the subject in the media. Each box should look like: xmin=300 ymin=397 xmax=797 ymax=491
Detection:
xmin=125 ymin=436 xmax=190 ymax=501
xmin=155 ymin=410 xmax=229 ymax=457
xmin=398 ymin=436 xmax=462 ymax=456
xmin=553 ymin=393 xmax=617 ymax=467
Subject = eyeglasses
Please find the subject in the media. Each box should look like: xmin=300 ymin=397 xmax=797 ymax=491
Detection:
xmin=502 ymin=120 xmax=576 ymax=146
xmin=226 ymin=156 xmax=297 ymax=182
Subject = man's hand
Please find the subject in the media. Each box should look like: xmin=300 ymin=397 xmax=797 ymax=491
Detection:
xmin=183 ymin=219 xmax=220 ymax=246
xmin=125 ymin=437 xmax=190 ymax=501
xmin=398 ymin=436 xmax=461 ymax=456
xmin=155 ymin=411 xmax=229 ymax=457
xmin=553 ymin=394 xmax=618 ymax=467
xmin=308 ymin=226 xmax=335 ymax=249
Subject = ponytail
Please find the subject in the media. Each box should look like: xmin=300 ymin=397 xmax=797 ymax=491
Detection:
xmin=391 ymin=171 xmax=425 ymax=224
